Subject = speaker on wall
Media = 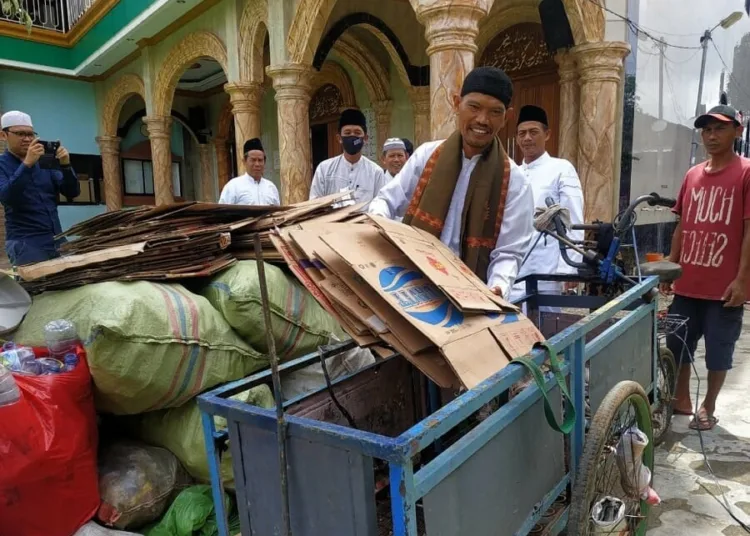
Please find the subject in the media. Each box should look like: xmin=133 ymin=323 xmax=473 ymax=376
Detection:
xmin=538 ymin=0 xmax=576 ymax=52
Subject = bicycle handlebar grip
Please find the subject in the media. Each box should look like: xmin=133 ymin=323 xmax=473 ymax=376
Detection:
xmin=545 ymin=196 xmax=555 ymax=208
xmin=647 ymin=192 xmax=677 ymax=208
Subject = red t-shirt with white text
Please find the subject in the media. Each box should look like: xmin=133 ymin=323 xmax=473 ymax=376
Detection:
xmin=672 ymin=156 xmax=750 ymax=300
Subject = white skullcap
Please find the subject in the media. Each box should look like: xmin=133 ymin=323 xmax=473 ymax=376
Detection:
xmin=1 ymin=111 xmax=33 ymax=130
xmin=383 ymin=137 xmax=406 ymax=153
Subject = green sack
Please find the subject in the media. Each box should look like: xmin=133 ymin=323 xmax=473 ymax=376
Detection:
xmin=14 ymin=281 xmax=267 ymax=415
xmin=201 ymin=261 xmax=344 ymax=360
xmin=127 ymin=385 xmax=274 ymax=489
xmin=145 ymin=485 xmax=240 ymax=536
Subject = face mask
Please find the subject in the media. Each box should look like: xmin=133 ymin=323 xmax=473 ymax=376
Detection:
xmin=342 ymin=136 xmax=364 ymax=155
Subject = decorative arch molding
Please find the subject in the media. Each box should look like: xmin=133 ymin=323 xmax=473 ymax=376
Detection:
xmin=311 ymin=61 xmax=357 ymax=109
xmin=152 ymin=31 xmax=229 ymax=116
xmin=562 ymin=0 xmax=605 ymax=45
xmin=286 ymin=0 xmax=339 ymax=66
xmin=313 ymin=13 xmax=427 ymax=87
xmin=476 ymin=3 xmax=540 ymax=61
xmin=331 ymin=33 xmax=390 ymax=104
xmin=101 ymin=73 xmax=146 ymax=137
xmin=239 ymin=0 xmax=268 ymax=83
xmin=117 ymin=108 xmax=204 ymax=144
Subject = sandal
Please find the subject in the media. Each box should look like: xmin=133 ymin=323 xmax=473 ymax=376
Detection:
xmin=689 ymin=411 xmax=718 ymax=431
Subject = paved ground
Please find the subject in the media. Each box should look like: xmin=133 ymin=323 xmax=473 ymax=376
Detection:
xmin=649 ymin=306 xmax=750 ymax=535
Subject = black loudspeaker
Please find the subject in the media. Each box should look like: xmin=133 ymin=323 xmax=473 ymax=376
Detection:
xmin=538 ymin=0 xmax=576 ymax=53
xmin=188 ymin=106 xmax=207 ymax=132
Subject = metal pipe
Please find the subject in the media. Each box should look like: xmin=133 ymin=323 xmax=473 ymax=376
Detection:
xmin=254 ymin=234 xmax=292 ymax=536
xmin=689 ymin=30 xmax=711 ymax=167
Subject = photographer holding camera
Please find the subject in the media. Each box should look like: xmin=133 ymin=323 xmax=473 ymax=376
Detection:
xmin=0 ymin=111 xmax=80 ymax=266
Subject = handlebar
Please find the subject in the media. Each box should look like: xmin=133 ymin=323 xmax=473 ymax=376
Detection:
xmin=614 ymin=192 xmax=676 ymax=234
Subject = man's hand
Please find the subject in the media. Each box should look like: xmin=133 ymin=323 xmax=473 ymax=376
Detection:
xmin=23 ymin=138 xmax=44 ymax=168
xmin=722 ymin=278 xmax=746 ymax=308
xmin=659 ymin=281 xmax=674 ymax=295
xmin=55 ymin=143 xmax=70 ymax=166
xmin=491 ymin=286 xmax=505 ymax=298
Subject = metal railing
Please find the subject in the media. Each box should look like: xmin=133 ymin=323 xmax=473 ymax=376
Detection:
xmin=1 ymin=0 xmax=97 ymax=33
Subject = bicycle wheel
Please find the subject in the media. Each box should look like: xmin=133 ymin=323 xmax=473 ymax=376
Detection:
xmin=652 ymin=348 xmax=676 ymax=446
xmin=567 ymin=381 xmax=654 ymax=536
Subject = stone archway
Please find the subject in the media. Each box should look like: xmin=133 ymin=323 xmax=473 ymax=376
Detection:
xmin=239 ymin=0 xmax=268 ymax=83
xmin=286 ymin=0 xmax=339 ymax=65
xmin=311 ymin=61 xmax=357 ymax=109
xmin=98 ymin=73 xmax=147 ymax=211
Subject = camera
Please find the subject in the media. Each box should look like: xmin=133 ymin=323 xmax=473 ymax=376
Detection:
xmin=38 ymin=140 xmax=61 ymax=169
xmin=39 ymin=140 xmax=60 ymax=156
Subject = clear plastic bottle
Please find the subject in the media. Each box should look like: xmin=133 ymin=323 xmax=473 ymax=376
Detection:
xmin=44 ymin=319 xmax=80 ymax=358
xmin=0 ymin=346 xmax=37 ymax=373
xmin=0 ymin=364 xmax=20 ymax=407
xmin=63 ymin=353 xmax=79 ymax=372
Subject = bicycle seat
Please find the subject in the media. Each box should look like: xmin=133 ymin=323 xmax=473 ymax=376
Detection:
xmin=639 ymin=260 xmax=682 ymax=283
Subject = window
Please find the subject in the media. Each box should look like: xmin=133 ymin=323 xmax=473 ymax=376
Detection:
xmin=123 ymin=159 xmax=155 ymax=195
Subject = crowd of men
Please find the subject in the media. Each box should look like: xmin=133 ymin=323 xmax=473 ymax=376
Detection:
xmin=2 ymin=64 xmax=748 ymax=431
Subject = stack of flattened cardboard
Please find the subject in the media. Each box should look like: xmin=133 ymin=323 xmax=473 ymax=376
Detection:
xmin=272 ymin=215 xmax=545 ymax=390
xmin=17 ymin=193 xmax=362 ymax=293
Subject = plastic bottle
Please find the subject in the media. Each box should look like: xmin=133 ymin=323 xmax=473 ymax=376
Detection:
xmin=0 ymin=346 xmax=37 ymax=373
xmin=0 ymin=364 xmax=20 ymax=407
xmin=44 ymin=319 xmax=80 ymax=358
xmin=37 ymin=358 xmax=64 ymax=375
xmin=63 ymin=353 xmax=79 ymax=372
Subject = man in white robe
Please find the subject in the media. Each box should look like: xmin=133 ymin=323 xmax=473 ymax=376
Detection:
xmin=219 ymin=138 xmax=280 ymax=206
xmin=508 ymin=105 xmax=584 ymax=309
xmin=382 ymin=137 xmax=408 ymax=181
xmin=369 ymin=67 xmax=534 ymax=299
xmin=309 ymin=108 xmax=385 ymax=208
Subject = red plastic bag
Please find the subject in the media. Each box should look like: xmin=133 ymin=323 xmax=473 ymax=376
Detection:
xmin=0 ymin=346 xmax=99 ymax=536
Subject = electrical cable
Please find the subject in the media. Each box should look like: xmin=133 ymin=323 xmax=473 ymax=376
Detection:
xmin=668 ymin=328 xmax=750 ymax=532
xmin=709 ymin=40 xmax=750 ymax=106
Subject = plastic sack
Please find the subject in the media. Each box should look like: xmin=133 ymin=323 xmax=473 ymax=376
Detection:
xmin=0 ymin=346 xmax=99 ymax=536
xmin=14 ymin=281 xmax=266 ymax=414
xmin=97 ymin=441 xmax=192 ymax=530
xmin=145 ymin=485 xmax=241 ymax=536
xmin=201 ymin=261 xmax=345 ymax=360
xmin=126 ymin=385 xmax=274 ymax=488
xmin=74 ymin=521 xmax=142 ymax=536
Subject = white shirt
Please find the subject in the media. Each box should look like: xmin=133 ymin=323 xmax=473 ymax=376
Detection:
xmin=310 ymin=154 xmax=387 ymax=208
xmin=509 ymin=152 xmax=584 ymax=301
xmin=369 ymin=140 xmax=535 ymax=298
xmin=219 ymin=174 xmax=280 ymax=206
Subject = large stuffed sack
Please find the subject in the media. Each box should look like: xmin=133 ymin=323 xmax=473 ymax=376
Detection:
xmin=14 ymin=281 xmax=266 ymax=414
xmin=145 ymin=485 xmax=241 ymax=536
xmin=97 ymin=441 xmax=192 ymax=530
xmin=126 ymin=384 xmax=274 ymax=488
xmin=201 ymin=261 xmax=344 ymax=360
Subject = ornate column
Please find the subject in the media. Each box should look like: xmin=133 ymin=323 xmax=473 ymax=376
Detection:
xmin=214 ymin=137 xmax=231 ymax=196
xmin=574 ymin=42 xmax=630 ymax=223
xmin=266 ymin=63 xmax=314 ymax=204
xmin=225 ymin=82 xmax=264 ymax=172
xmin=372 ymin=99 xmax=393 ymax=154
xmin=410 ymin=86 xmax=431 ymax=146
xmin=555 ymin=50 xmax=579 ymax=168
xmin=96 ymin=135 xmax=123 ymax=211
xmin=143 ymin=115 xmax=174 ymax=206
xmin=198 ymin=144 xmax=214 ymax=202
xmin=416 ymin=1 xmax=490 ymax=140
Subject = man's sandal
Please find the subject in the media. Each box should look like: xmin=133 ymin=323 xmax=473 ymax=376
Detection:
xmin=689 ymin=412 xmax=718 ymax=431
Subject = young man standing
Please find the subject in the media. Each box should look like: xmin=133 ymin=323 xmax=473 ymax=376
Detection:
xmin=309 ymin=108 xmax=385 ymax=208
xmin=219 ymin=138 xmax=280 ymax=206
xmin=665 ymin=104 xmax=750 ymax=431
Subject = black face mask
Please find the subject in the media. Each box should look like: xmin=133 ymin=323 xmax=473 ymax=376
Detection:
xmin=341 ymin=136 xmax=364 ymax=155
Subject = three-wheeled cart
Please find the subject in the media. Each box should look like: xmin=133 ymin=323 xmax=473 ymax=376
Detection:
xmin=198 ymin=193 xmax=680 ymax=536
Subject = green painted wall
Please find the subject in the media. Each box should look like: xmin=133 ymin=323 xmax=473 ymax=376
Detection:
xmin=0 ymin=0 xmax=156 ymax=69
xmin=260 ymin=88 xmax=280 ymax=188
xmin=389 ymin=67 xmax=415 ymax=144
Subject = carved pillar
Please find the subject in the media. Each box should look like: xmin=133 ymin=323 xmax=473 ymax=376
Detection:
xmin=96 ymin=135 xmax=123 ymax=211
xmin=372 ymin=99 xmax=393 ymax=154
xmin=143 ymin=115 xmax=174 ymax=206
xmin=574 ymin=41 xmax=630 ymax=222
xmin=416 ymin=1 xmax=489 ymax=140
xmin=266 ymin=63 xmax=314 ymax=204
xmin=555 ymin=50 xmax=579 ymax=168
xmin=225 ymin=82 xmax=264 ymax=172
xmin=198 ymin=144 xmax=214 ymax=202
xmin=410 ymin=86 xmax=431 ymax=146
xmin=214 ymin=137 xmax=231 ymax=196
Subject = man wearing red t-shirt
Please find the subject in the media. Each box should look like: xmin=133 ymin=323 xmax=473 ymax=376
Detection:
xmin=664 ymin=104 xmax=750 ymax=431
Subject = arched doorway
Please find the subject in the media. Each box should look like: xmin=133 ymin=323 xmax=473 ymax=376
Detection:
xmin=479 ymin=22 xmax=561 ymax=164
xmin=310 ymin=84 xmax=347 ymax=169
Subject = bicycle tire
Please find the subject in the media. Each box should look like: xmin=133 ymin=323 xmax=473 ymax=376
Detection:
xmin=653 ymin=347 xmax=677 ymax=446
xmin=567 ymin=381 xmax=654 ymax=536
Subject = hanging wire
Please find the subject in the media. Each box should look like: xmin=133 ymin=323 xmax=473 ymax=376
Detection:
xmin=709 ymin=39 xmax=750 ymax=105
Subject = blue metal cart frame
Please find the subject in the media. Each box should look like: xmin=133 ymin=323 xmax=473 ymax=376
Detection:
xmin=198 ymin=274 xmax=659 ymax=536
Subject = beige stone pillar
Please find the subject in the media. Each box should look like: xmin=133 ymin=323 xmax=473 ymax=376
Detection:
xmin=225 ymin=82 xmax=264 ymax=172
xmin=214 ymin=137 xmax=231 ymax=195
xmin=143 ymin=115 xmax=174 ymax=206
xmin=416 ymin=1 xmax=489 ymax=140
xmin=96 ymin=135 xmax=123 ymax=211
xmin=266 ymin=63 xmax=314 ymax=204
xmin=372 ymin=99 xmax=393 ymax=154
xmin=198 ymin=144 xmax=214 ymax=202
xmin=574 ymin=41 xmax=630 ymax=223
xmin=410 ymin=86 xmax=431 ymax=146
xmin=555 ymin=50 xmax=579 ymax=168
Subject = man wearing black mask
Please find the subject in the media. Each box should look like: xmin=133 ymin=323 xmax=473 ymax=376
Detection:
xmin=309 ymin=108 xmax=385 ymax=208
